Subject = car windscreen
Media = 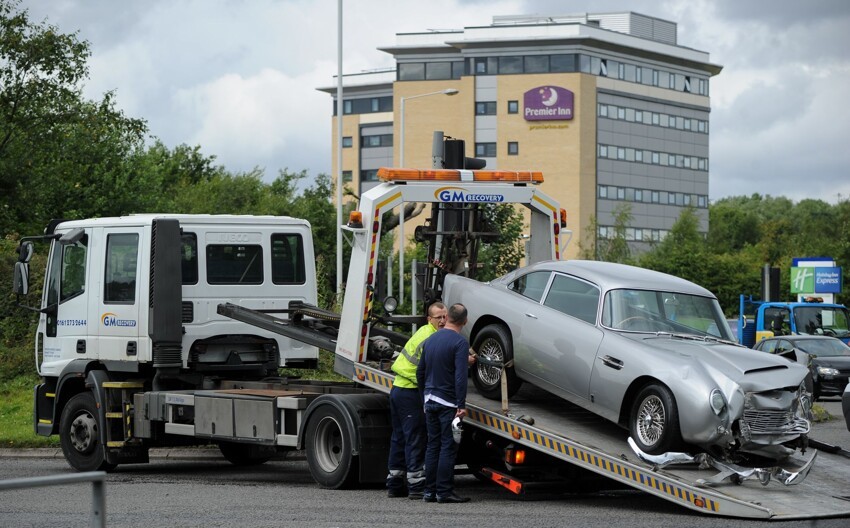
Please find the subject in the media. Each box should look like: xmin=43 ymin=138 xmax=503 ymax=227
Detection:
xmin=793 ymin=306 xmax=850 ymax=339
xmin=602 ymin=289 xmax=733 ymax=340
xmin=795 ymin=338 xmax=850 ymax=357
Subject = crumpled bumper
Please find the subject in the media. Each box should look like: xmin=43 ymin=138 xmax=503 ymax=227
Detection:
xmin=627 ymin=437 xmax=818 ymax=487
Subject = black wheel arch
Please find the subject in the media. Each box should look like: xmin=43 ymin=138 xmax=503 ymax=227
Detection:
xmin=468 ymin=314 xmax=512 ymax=347
xmin=298 ymin=393 xmax=390 ymax=453
xmin=42 ymin=359 xmax=106 ymax=436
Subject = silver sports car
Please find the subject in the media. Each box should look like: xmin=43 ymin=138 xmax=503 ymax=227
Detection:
xmin=444 ymin=260 xmax=812 ymax=462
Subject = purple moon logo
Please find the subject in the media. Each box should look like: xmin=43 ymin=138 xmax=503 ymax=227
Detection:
xmin=523 ymin=86 xmax=574 ymax=121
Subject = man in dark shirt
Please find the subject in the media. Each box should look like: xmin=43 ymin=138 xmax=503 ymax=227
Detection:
xmin=416 ymin=303 xmax=471 ymax=504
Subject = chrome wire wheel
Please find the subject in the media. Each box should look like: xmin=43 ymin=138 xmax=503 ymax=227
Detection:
xmin=636 ymin=394 xmax=665 ymax=448
xmin=476 ymin=337 xmax=503 ymax=387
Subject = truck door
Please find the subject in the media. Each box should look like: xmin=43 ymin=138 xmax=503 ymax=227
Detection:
xmin=39 ymin=231 xmax=91 ymax=376
xmin=96 ymin=229 xmax=143 ymax=362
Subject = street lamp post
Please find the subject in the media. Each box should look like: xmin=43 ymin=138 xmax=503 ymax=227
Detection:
xmin=398 ymin=88 xmax=458 ymax=308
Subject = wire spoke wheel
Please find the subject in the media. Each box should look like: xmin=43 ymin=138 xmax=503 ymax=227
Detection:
xmin=636 ymin=395 xmax=665 ymax=446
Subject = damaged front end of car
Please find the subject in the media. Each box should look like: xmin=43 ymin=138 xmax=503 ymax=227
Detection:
xmin=628 ymin=382 xmax=815 ymax=487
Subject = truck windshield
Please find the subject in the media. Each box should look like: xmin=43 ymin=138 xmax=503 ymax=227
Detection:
xmin=793 ymin=306 xmax=850 ymax=338
xmin=603 ymin=289 xmax=734 ymax=340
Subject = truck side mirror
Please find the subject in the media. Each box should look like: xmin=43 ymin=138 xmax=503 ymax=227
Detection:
xmin=17 ymin=241 xmax=34 ymax=263
xmin=59 ymin=227 xmax=85 ymax=245
xmin=13 ymin=261 xmax=29 ymax=295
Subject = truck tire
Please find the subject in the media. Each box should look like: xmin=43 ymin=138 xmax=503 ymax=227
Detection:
xmin=218 ymin=441 xmax=277 ymax=466
xmin=59 ymin=392 xmax=116 ymax=472
xmin=629 ymin=383 xmax=682 ymax=455
xmin=304 ymin=404 xmax=358 ymax=489
xmin=472 ymin=324 xmax=522 ymax=400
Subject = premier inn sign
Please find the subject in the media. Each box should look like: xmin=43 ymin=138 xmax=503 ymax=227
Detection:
xmin=523 ymin=86 xmax=574 ymax=121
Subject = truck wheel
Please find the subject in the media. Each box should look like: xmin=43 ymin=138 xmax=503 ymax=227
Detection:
xmin=629 ymin=384 xmax=682 ymax=455
xmin=304 ymin=404 xmax=358 ymax=489
xmin=472 ymin=324 xmax=522 ymax=400
xmin=218 ymin=441 xmax=277 ymax=466
xmin=59 ymin=392 xmax=116 ymax=472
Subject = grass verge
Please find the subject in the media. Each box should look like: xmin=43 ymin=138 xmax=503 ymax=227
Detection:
xmin=0 ymin=375 xmax=59 ymax=448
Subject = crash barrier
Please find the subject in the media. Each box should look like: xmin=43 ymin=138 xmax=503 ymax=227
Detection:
xmin=0 ymin=471 xmax=106 ymax=527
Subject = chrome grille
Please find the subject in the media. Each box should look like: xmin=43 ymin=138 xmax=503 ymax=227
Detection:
xmin=743 ymin=408 xmax=809 ymax=435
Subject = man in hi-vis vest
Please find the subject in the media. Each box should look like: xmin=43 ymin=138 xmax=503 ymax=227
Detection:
xmin=386 ymin=302 xmax=447 ymax=500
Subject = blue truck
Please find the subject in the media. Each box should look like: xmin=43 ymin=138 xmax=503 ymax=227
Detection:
xmin=737 ymin=295 xmax=850 ymax=347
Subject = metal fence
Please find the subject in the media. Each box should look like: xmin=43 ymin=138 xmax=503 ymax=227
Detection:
xmin=0 ymin=471 xmax=106 ymax=527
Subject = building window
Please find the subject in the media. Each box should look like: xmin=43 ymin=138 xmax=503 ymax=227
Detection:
xmin=598 ymin=185 xmax=608 ymax=198
xmin=651 ymin=191 xmax=660 ymax=203
xmin=361 ymin=169 xmax=379 ymax=182
xmin=598 ymin=103 xmax=608 ymax=117
xmin=343 ymin=100 xmax=352 ymax=114
xmin=507 ymin=142 xmax=519 ymax=155
xmin=475 ymin=142 xmax=497 ymax=157
xmin=508 ymin=100 xmax=519 ymax=114
xmin=498 ymin=56 xmax=523 ymax=74
xmin=617 ymin=147 xmax=626 ymax=160
xmin=684 ymin=76 xmax=692 ymax=93
xmin=617 ymin=187 xmax=625 ymax=200
xmin=342 ymin=170 xmax=352 ymax=182
xmin=475 ymin=101 xmax=497 ymax=115
xmin=361 ymin=134 xmax=393 ymax=148
xmin=342 ymin=136 xmax=352 ymax=148
xmin=617 ymin=107 xmax=625 ymax=120
xmin=399 ymin=62 xmax=425 ymax=81
xmin=599 ymin=145 xmax=608 ymax=158
xmin=425 ymin=62 xmax=452 ymax=80
xmin=635 ymin=150 xmax=643 ymax=163
xmin=371 ymin=98 xmax=379 ymax=112
xmin=524 ymin=55 xmax=549 ymax=73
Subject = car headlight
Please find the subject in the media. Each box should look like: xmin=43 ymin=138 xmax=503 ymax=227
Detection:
xmin=709 ymin=389 xmax=726 ymax=415
xmin=817 ymin=366 xmax=840 ymax=376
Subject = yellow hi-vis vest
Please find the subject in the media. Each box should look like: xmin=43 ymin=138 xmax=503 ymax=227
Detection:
xmin=391 ymin=324 xmax=437 ymax=389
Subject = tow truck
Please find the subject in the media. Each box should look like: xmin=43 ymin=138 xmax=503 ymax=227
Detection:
xmin=12 ymin=135 xmax=850 ymax=519
xmin=737 ymin=295 xmax=850 ymax=347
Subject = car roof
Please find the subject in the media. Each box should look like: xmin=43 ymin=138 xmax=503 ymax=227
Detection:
xmin=524 ymin=260 xmax=715 ymax=297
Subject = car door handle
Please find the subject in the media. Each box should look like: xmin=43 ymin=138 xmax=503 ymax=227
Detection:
xmin=524 ymin=313 xmax=538 ymax=319
xmin=601 ymin=355 xmax=623 ymax=370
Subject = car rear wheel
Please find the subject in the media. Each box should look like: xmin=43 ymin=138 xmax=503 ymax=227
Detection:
xmin=629 ymin=383 xmax=682 ymax=455
xmin=472 ymin=324 xmax=522 ymax=400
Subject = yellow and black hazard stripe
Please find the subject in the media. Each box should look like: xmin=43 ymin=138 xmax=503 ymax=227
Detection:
xmin=354 ymin=365 xmax=394 ymax=392
xmin=466 ymin=407 xmax=719 ymax=512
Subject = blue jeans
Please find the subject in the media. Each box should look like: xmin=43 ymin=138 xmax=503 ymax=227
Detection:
xmin=423 ymin=400 xmax=459 ymax=498
xmin=387 ymin=387 xmax=426 ymax=494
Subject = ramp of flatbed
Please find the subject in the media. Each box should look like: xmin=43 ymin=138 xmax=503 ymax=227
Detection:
xmin=465 ymin=385 xmax=850 ymax=520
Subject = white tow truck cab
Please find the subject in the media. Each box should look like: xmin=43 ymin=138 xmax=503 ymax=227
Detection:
xmin=14 ymin=215 xmax=319 ymax=465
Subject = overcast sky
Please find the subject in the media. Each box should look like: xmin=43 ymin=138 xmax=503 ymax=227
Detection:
xmin=20 ymin=0 xmax=850 ymax=203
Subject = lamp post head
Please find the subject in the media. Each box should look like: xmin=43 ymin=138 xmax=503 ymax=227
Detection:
xmin=443 ymin=88 xmax=459 ymax=96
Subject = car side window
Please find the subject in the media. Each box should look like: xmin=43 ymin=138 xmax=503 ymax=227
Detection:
xmin=760 ymin=340 xmax=777 ymax=353
xmin=542 ymin=274 xmax=600 ymax=324
xmin=508 ymin=271 xmax=551 ymax=302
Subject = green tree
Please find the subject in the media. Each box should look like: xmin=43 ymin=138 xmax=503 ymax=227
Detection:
xmin=0 ymin=1 xmax=147 ymax=235
xmin=579 ymin=204 xmax=633 ymax=263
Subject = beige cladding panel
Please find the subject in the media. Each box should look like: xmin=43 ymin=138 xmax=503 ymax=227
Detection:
xmin=496 ymin=74 xmax=597 ymax=260
xmin=331 ymin=114 xmax=363 ymax=206
xmin=394 ymin=79 xmax=472 ymax=169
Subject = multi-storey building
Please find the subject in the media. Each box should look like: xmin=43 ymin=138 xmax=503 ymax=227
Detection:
xmin=319 ymin=12 xmax=722 ymax=258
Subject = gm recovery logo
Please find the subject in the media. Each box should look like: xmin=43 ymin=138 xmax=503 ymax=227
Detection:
xmin=436 ymin=186 xmax=505 ymax=203
xmin=101 ymin=313 xmax=137 ymax=327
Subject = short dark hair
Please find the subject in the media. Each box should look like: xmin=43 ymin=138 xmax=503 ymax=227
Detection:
xmin=447 ymin=303 xmax=467 ymax=324
xmin=427 ymin=302 xmax=446 ymax=318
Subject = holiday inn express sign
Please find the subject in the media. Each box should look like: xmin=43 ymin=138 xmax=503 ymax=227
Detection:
xmin=524 ymin=86 xmax=574 ymax=121
xmin=791 ymin=266 xmax=843 ymax=294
